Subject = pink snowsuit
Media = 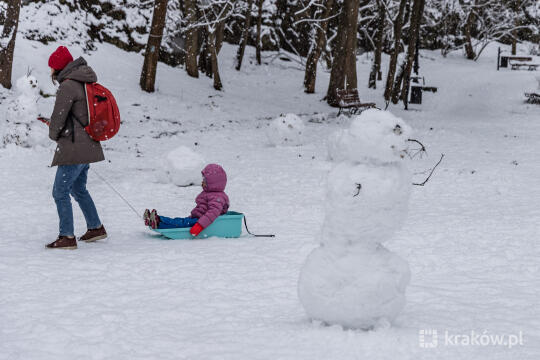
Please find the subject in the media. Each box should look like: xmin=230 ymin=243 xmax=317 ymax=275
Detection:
xmin=190 ymin=164 xmax=230 ymax=229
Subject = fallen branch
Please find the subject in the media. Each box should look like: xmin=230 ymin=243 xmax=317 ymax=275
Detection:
xmin=406 ymin=138 xmax=427 ymax=159
xmin=413 ymin=153 xmax=444 ymax=186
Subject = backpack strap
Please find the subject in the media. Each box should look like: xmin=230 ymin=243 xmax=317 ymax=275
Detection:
xmin=65 ymin=78 xmax=90 ymax=130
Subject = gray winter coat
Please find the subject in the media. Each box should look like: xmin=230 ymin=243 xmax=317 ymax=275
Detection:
xmin=49 ymin=57 xmax=105 ymax=167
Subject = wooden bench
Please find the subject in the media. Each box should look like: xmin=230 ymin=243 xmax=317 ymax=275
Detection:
xmin=335 ymin=89 xmax=376 ymax=116
xmin=410 ymin=75 xmax=438 ymax=93
xmin=511 ymin=62 xmax=539 ymax=71
xmin=498 ymin=51 xmax=534 ymax=69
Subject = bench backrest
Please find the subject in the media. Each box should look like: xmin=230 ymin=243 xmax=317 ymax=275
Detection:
xmin=336 ymin=88 xmax=360 ymax=104
xmin=508 ymin=56 xmax=533 ymax=62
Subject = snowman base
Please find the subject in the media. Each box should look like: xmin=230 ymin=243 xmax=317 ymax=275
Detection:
xmin=298 ymin=244 xmax=410 ymax=330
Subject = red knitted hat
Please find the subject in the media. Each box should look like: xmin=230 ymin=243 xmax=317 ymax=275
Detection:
xmin=48 ymin=46 xmax=73 ymax=70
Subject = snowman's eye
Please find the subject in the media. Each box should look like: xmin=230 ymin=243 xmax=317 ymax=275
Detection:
xmin=393 ymin=125 xmax=402 ymax=135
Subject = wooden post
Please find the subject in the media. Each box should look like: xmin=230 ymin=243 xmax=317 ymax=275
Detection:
xmin=497 ymin=47 xmax=500 ymax=71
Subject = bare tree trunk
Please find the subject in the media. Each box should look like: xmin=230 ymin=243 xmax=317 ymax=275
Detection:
xmin=207 ymin=29 xmax=222 ymax=91
xmin=235 ymin=0 xmax=254 ymax=71
xmin=392 ymin=61 xmax=405 ymax=102
xmin=140 ymin=0 xmax=168 ymax=92
xmin=511 ymin=0 xmax=520 ymax=55
xmin=184 ymin=0 xmax=199 ymax=78
xmin=0 ymin=0 xmax=22 ymax=89
xmin=327 ymin=0 xmax=360 ymax=105
xmin=344 ymin=0 xmax=359 ymax=91
xmin=198 ymin=29 xmax=212 ymax=77
xmin=215 ymin=20 xmax=225 ymax=54
xmin=322 ymin=48 xmax=333 ymax=69
xmin=383 ymin=0 xmax=407 ymax=102
xmin=255 ymin=0 xmax=263 ymax=65
xmin=326 ymin=0 xmax=349 ymax=105
xmin=464 ymin=7 xmax=476 ymax=60
xmin=369 ymin=0 xmax=386 ymax=89
xmin=303 ymin=0 xmax=335 ymax=93
xmin=399 ymin=0 xmax=425 ymax=108
xmin=392 ymin=0 xmax=423 ymax=104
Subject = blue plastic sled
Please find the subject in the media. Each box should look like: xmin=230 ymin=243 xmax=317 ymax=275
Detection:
xmin=151 ymin=211 xmax=244 ymax=240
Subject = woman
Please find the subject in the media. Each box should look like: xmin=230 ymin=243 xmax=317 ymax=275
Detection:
xmin=45 ymin=46 xmax=107 ymax=250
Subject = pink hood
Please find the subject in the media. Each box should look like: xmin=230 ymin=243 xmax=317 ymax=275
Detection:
xmin=202 ymin=164 xmax=227 ymax=192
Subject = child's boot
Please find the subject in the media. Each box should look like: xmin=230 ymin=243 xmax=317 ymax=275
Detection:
xmin=150 ymin=209 xmax=160 ymax=229
xmin=143 ymin=209 xmax=151 ymax=226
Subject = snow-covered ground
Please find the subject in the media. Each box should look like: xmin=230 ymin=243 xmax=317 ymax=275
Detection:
xmin=1 ymin=38 xmax=539 ymax=359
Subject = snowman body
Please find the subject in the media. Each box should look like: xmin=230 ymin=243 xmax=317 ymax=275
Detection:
xmin=298 ymin=109 xmax=413 ymax=329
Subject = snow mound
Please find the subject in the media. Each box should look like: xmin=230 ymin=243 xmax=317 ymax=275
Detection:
xmin=156 ymin=146 xmax=205 ymax=186
xmin=321 ymin=162 xmax=411 ymax=248
xmin=0 ymin=75 xmax=48 ymax=148
xmin=266 ymin=113 xmax=305 ymax=146
xmin=298 ymin=245 xmax=410 ymax=330
xmin=328 ymin=109 xmax=412 ymax=163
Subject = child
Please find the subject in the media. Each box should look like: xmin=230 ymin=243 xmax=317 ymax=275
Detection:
xmin=144 ymin=164 xmax=230 ymax=237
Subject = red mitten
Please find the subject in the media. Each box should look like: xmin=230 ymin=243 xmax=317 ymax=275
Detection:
xmin=190 ymin=223 xmax=204 ymax=236
xmin=37 ymin=117 xmax=50 ymax=126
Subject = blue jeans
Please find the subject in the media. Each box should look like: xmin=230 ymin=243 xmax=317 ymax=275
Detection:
xmin=158 ymin=216 xmax=198 ymax=229
xmin=53 ymin=164 xmax=102 ymax=236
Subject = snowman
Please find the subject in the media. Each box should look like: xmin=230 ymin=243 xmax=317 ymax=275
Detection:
xmin=1 ymin=73 xmax=48 ymax=147
xmin=298 ymin=109 xmax=413 ymax=329
xmin=155 ymin=146 xmax=206 ymax=186
xmin=266 ymin=113 xmax=305 ymax=146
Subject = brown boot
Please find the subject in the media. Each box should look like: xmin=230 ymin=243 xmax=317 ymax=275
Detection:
xmin=46 ymin=236 xmax=77 ymax=250
xmin=80 ymin=225 xmax=107 ymax=242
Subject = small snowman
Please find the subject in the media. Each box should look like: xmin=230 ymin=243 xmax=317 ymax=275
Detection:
xmin=298 ymin=109 xmax=413 ymax=329
xmin=156 ymin=146 xmax=206 ymax=186
xmin=266 ymin=113 xmax=305 ymax=146
xmin=1 ymin=72 xmax=47 ymax=147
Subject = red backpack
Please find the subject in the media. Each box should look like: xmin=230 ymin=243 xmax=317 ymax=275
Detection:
xmin=82 ymin=83 xmax=121 ymax=141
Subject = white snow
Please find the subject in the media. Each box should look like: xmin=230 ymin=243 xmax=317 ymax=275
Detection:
xmin=156 ymin=146 xmax=206 ymax=187
xmin=0 ymin=38 xmax=539 ymax=359
xmin=266 ymin=113 xmax=306 ymax=146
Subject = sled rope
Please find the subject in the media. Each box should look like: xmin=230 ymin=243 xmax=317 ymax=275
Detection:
xmin=91 ymin=168 xmax=142 ymax=219
xmin=92 ymin=168 xmax=275 ymax=236
xmin=243 ymin=216 xmax=275 ymax=238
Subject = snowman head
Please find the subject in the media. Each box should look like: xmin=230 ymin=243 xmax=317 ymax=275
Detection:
xmin=328 ymin=109 xmax=413 ymax=164
xmin=15 ymin=75 xmax=39 ymax=96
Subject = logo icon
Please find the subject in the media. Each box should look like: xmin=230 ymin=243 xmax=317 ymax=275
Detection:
xmin=419 ymin=329 xmax=438 ymax=348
